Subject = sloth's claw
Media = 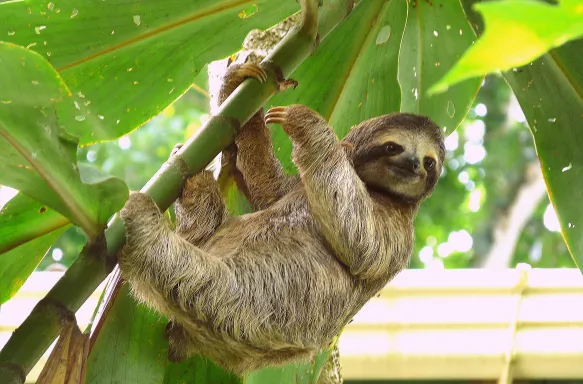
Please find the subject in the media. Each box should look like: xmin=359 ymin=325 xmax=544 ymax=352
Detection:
xmin=265 ymin=106 xmax=288 ymax=125
xmin=236 ymin=63 xmax=267 ymax=84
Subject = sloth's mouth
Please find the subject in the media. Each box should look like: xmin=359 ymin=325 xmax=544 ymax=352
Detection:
xmin=388 ymin=164 xmax=420 ymax=180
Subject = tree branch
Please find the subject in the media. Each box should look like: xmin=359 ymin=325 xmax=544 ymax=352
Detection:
xmin=480 ymin=162 xmax=547 ymax=268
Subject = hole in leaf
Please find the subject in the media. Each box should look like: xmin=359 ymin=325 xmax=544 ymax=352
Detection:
xmin=375 ymin=25 xmax=391 ymax=45
xmin=238 ymin=4 xmax=258 ymax=19
xmin=446 ymin=100 xmax=455 ymax=118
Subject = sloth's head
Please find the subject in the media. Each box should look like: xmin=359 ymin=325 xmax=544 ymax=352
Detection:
xmin=343 ymin=113 xmax=445 ymax=204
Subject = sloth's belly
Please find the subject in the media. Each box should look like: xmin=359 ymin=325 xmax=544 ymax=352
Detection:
xmin=201 ymin=207 xmax=317 ymax=254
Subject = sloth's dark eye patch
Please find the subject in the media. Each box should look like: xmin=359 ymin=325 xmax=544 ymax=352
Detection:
xmin=385 ymin=142 xmax=404 ymax=156
xmin=424 ymin=157 xmax=436 ymax=170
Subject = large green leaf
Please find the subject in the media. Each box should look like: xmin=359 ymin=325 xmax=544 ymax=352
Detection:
xmin=87 ymin=283 xmax=169 ymax=384
xmin=0 ymin=0 xmax=300 ymax=145
xmin=218 ymin=156 xmax=253 ymax=216
xmin=162 ymin=358 xmax=241 ymax=384
xmin=431 ymin=0 xmax=583 ymax=93
xmin=244 ymin=350 xmax=330 ymax=384
xmin=89 ymin=277 xmax=238 ymax=384
xmin=399 ymin=0 xmax=482 ymax=133
xmin=0 ymin=42 xmax=129 ymax=238
xmin=0 ymin=193 xmax=69 ymax=255
xmin=461 ymin=0 xmax=583 ymax=271
xmin=0 ymin=192 xmax=69 ymax=302
xmin=503 ymin=39 xmax=583 ymax=269
xmin=268 ymin=0 xmax=481 ymax=174
xmin=268 ymin=0 xmax=407 ymax=172
xmin=0 ymin=223 xmax=68 ymax=304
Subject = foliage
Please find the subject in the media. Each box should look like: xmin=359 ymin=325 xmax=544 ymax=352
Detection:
xmin=0 ymin=43 xmax=129 ymax=237
xmin=460 ymin=0 xmax=583 ymax=268
xmin=0 ymin=193 xmax=68 ymax=303
xmin=0 ymin=0 xmax=582 ymax=383
xmin=502 ymin=39 xmax=583 ymax=268
xmin=413 ymin=74 xmax=572 ymax=270
xmin=0 ymin=0 xmax=300 ymax=144
xmin=431 ymin=0 xmax=583 ymax=93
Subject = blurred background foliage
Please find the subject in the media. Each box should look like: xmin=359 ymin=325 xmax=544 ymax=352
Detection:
xmin=28 ymin=71 xmax=573 ymax=272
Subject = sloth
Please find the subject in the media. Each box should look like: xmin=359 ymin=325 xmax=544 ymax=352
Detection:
xmin=118 ymin=63 xmax=445 ymax=374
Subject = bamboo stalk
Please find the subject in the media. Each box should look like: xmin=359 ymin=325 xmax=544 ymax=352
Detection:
xmin=0 ymin=0 xmax=354 ymax=382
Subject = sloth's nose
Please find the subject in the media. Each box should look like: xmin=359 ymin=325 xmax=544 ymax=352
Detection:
xmin=405 ymin=156 xmax=420 ymax=171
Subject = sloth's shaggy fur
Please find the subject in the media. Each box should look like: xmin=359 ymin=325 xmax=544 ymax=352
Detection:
xmin=118 ymin=63 xmax=445 ymax=374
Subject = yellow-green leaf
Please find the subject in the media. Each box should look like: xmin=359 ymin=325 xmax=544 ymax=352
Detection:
xmin=430 ymin=0 xmax=583 ymax=94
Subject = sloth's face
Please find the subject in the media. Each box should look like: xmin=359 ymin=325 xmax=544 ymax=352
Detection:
xmin=346 ymin=113 xmax=445 ymax=203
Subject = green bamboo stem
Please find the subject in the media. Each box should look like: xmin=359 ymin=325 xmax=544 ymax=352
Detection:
xmin=0 ymin=0 xmax=353 ymax=382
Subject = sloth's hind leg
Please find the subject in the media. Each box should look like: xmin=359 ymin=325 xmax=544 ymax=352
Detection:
xmin=119 ymin=192 xmax=234 ymax=314
xmin=174 ymin=170 xmax=229 ymax=246
xmin=166 ymin=321 xmax=189 ymax=362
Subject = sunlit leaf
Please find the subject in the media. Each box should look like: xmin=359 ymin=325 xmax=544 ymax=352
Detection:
xmin=0 ymin=0 xmax=300 ymax=144
xmin=0 ymin=225 xmax=67 ymax=304
xmin=0 ymin=193 xmax=69 ymax=255
xmin=399 ymin=0 xmax=482 ymax=133
xmin=430 ymin=0 xmax=583 ymax=94
xmin=503 ymin=39 xmax=583 ymax=269
xmin=218 ymin=150 xmax=253 ymax=216
xmin=0 ymin=42 xmax=128 ymax=238
xmin=269 ymin=0 xmax=407 ymax=172
xmin=0 ymin=192 xmax=70 ymax=303
xmin=460 ymin=0 xmax=583 ymax=271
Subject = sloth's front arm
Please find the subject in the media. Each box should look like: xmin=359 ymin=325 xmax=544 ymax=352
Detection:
xmin=266 ymin=105 xmax=391 ymax=281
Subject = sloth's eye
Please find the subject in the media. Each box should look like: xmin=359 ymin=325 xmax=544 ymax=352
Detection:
xmin=385 ymin=142 xmax=403 ymax=155
xmin=424 ymin=157 xmax=436 ymax=170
